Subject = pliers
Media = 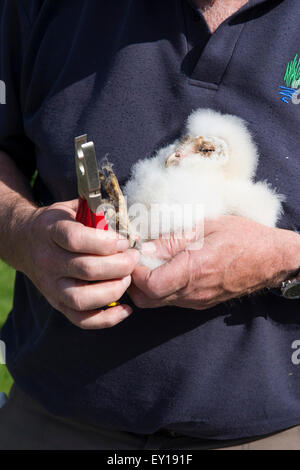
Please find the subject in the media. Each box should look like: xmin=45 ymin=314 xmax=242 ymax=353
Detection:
xmin=75 ymin=135 xmax=136 ymax=309
xmin=75 ymin=134 xmax=121 ymax=308
xmin=75 ymin=134 xmax=109 ymax=230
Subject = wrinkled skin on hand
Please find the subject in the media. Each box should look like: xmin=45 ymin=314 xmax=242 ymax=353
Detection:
xmin=129 ymin=216 xmax=300 ymax=310
xmin=21 ymin=199 xmax=140 ymax=329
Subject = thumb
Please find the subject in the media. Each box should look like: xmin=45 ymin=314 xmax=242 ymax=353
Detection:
xmin=140 ymin=225 xmax=204 ymax=261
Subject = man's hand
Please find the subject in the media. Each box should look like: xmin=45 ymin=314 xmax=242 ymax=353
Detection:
xmin=129 ymin=216 xmax=300 ymax=310
xmin=20 ymin=200 xmax=140 ymax=329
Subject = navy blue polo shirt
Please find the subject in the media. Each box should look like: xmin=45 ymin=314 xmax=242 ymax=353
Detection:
xmin=1 ymin=0 xmax=300 ymax=440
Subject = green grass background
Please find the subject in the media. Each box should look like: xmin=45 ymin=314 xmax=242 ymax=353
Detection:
xmin=0 ymin=260 xmax=15 ymax=394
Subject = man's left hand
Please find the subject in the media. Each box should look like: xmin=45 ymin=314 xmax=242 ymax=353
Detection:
xmin=128 ymin=216 xmax=300 ymax=310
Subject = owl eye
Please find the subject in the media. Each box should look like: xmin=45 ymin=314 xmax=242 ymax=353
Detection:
xmin=199 ymin=148 xmax=213 ymax=153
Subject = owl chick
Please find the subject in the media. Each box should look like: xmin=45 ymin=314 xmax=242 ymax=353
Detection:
xmin=123 ymin=109 xmax=284 ymax=268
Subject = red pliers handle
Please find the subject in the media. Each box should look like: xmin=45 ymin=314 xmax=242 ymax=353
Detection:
xmin=75 ymin=135 xmax=108 ymax=230
xmin=76 ymin=197 xmax=108 ymax=230
xmin=75 ymin=135 xmax=121 ymax=308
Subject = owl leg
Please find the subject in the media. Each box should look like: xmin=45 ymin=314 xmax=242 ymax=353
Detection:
xmin=99 ymin=158 xmax=135 ymax=246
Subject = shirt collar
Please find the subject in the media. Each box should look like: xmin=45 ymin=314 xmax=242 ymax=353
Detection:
xmin=186 ymin=0 xmax=272 ymax=13
xmin=185 ymin=0 xmax=284 ymax=27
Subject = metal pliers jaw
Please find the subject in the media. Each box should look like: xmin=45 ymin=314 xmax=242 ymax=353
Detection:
xmin=75 ymin=134 xmax=103 ymax=214
xmin=75 ymin=134 xmax=136 ymax=246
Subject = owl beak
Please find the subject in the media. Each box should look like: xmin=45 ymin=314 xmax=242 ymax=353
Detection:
xmin=165 ymin=151 xmax=182 ymax=168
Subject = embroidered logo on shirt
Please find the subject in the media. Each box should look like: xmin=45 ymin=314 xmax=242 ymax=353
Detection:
xmin=279 ymin=54 xmax=300 ymax=104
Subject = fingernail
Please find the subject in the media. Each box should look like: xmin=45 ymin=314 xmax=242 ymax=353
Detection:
xmin=122 ymin=275 xmax=132 ymax=287
xmin=141 ymin=242 xmax=157 ymax=255
xmin=117 ymin=239 xmax=130 ymax=251
xmin=120 ymin=305 xmax=133 ymax=316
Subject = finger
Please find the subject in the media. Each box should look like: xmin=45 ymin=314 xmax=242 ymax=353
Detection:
xmin=128 ymin=284 xmax=221 ymax=311
xmin=128 ymin=284 xmax=169 ymax=309
xmin=51 ymin=218 xmax=129 ymax=255
xmin=132 ymin=250 xmax=191 ymax=299
xmin=64 ymin=249 xmax=140 ymax=281
xmin=129 ymin=284 xmax=223 ymax=311
xmin=62 ymin=304 xmax=133 ymax=330
xmin=61 ymin=199 xmax=79 ymax=213
xmin=48 ymin=199 xmax=79 ymax=219
xmin=140 ymin=224 xmax=204 ymax=261
xmin=58 ymin=275 xmax=132 ymax=311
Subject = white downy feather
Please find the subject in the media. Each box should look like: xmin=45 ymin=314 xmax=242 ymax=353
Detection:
xmin=123 ymin=109 xmax=284 ymax=267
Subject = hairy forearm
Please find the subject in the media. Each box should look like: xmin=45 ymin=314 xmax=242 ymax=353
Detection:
xmin=0 ymin=150 xmax=37 ymax=271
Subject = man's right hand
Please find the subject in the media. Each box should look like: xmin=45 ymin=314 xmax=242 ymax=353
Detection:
xmin=19 ymin=199 xmax=140 ymax=329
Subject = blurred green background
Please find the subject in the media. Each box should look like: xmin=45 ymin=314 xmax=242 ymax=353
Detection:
xmin=0 ymin=260 xmax=14 ymax=394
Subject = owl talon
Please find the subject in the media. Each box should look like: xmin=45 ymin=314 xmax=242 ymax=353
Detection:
xmin=99 ymin=157 xmax=135 ymax=247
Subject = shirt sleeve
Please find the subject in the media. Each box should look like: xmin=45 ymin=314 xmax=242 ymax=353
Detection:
xmin=0 ymin=0 xmax=36 ymax=180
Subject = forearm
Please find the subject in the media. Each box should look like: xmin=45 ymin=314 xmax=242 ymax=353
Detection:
xmin=0 ymin=150 xmax=37 ymax=271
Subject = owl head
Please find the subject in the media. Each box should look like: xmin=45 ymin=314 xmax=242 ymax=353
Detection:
xmin=165 ymin=109 xmax=259 ymax=181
